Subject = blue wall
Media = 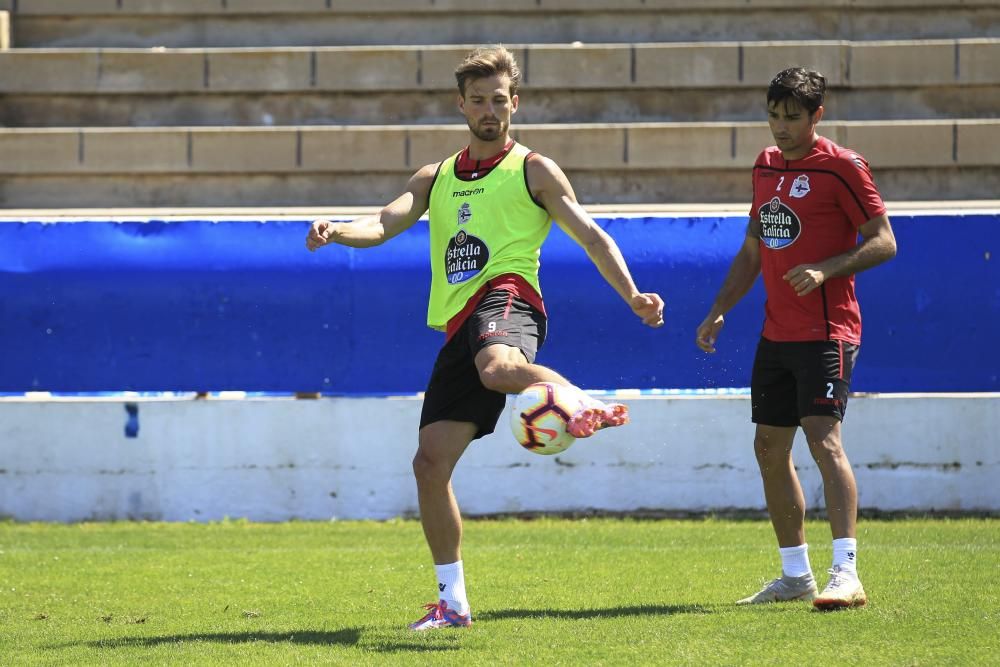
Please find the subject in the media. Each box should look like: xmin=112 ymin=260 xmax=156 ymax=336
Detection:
xmin=0 ymin=213 xmax=996 ymax=393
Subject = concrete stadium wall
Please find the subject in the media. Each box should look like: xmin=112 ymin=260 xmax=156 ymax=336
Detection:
xmin=3 ymin=1 xmax=996 ymax=47
xmin=4 ymin=41 xmax=1000 ymax=128
xmin=4 ymin=41 xmax=1000 ymax=94
xmin=0 ymin=393 xmax=996 ymax=522
xmin=2 ymin=121 xmax=996 ymax=176
xmin=2 ymin=40 xmax=996 ymax=205
xmin=7 ymin=86 xmax=1000 ymax=129
xmin=1 ymin=120 xmax=997 ymax=206
xmin=2 ymin=208 xmax=995 ymax=520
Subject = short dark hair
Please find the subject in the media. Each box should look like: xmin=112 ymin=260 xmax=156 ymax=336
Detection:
xmin=767 ymin=67 xmax=826 ymax=115
xmin=454 ymin=45 xmax=521 ymax=97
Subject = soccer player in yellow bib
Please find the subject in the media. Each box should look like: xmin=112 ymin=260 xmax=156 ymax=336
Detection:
xmin=306 ymin=45 xmax=664 ymax=630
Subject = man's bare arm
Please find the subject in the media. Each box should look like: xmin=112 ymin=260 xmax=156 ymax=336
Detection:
xmin=695 ymin=220 xmax=762 ymax=353
xmin=783 ymin=214 xmax=897 ymax=296
xmin=527 ymin=155 xmax=664 ymax=327
xmin=306 ymin=163 xmax=438 ymax=251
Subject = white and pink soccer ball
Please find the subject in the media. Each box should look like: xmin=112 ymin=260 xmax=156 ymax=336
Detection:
xmin=509 ymin=382 xmax=587 ymax=455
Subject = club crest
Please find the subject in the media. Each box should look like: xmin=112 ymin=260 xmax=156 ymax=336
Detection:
xmin=790 ymin=174 xmax=811 ymax=198
xmin=458 ymin=202 xmax=472 ymax=225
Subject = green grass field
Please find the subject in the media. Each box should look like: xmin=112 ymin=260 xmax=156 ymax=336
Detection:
xmin=1 ymin=517 xmax=997 ymax=665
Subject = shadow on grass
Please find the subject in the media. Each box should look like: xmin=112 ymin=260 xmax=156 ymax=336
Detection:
xmin=51 ymin=606 xmax=712 ymax=654
xmin=477 ymin=603 xmax=712 ymax=621
xmin=62 ymin=628 xmax=461 ymax=653
xmin=75 ymin=628 xmax=363 ymax=649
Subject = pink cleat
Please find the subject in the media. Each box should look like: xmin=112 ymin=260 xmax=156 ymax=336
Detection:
xmin=408 ymin=600 xmax=472 ymax=631
xmin=567 ymin=401 xmax=629 ymax=438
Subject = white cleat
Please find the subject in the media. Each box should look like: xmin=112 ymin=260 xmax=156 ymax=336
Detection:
xmin=813 ymin=566 xmax=867 ymax=610
xmin=736 ymin=573 xmax=818 ymax=605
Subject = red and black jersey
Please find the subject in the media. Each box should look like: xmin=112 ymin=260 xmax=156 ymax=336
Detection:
xmin=750 ymin=135 xmax=886 ymax=345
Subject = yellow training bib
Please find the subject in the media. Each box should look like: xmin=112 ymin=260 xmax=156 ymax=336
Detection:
xmin=425 ymin=143 xmax=551 ymax=330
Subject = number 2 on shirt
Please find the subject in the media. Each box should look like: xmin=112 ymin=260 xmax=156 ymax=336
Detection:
xmin=776 ymin=176 xmax=785 ymax=192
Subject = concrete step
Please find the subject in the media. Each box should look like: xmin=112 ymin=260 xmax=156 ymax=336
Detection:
xmin=2 ymin=1 xmax=997 ymax=47
xmin=1 ymin=120 xmax=996 ymax=207
xmin=7 ymin=86 xmax=1000 ymax=128
xmin=1 ymin=41 xmax=998 ymax=126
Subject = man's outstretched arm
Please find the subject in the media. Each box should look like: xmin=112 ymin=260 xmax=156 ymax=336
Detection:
xmin=306 ymin=163 xmax=438 ymax=251
xmin=526 ymin=154 xmax=664 ymax=328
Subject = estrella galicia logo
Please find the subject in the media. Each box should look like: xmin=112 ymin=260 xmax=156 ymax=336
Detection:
xmin=757 ymin=197 xmax=801 ymax=249
xmin=446 ymin=229 xmax=490 ymax=284
xmin=458 ymin=202 xmax=472 ymax=225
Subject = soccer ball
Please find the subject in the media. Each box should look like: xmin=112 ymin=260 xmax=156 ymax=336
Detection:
xmin=509 ymin=382 xmax=586 ymax=455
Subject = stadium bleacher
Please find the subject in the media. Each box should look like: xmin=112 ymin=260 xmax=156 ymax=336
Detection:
xmin=0 ymin=0 xmax=997 ymax=207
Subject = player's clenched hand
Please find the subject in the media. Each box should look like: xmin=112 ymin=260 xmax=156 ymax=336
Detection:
xmin=631 ymin=292 xmax=664 ymax=328
xmin=783 ymin=264 xmax=826 ymax=296
xmin=695 ymin=313 xmax=724 ymax=353
xmin=306 ymin=220 xmax=336 ymax=252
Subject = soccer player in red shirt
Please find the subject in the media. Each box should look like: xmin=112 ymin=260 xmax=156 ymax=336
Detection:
xmin=696 ymin=67 xmax=897 ymax=610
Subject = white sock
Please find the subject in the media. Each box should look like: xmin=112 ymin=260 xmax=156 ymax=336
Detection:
xmin=832 ymin=538 xmax=858 ymax=574
xmin=779 ymin=544 xmax=812 ymax=578
xmin=434 ymin=561 xmax=469 ymax=614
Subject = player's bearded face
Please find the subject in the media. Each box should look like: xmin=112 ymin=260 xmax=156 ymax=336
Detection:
xmin=461 ymin=75 xmax=517 ymax=142
xmin=469 ymin=113 xmax=507 ymax=141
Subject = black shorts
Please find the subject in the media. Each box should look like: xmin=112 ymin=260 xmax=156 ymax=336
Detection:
xmin=750 ymin=337 xmax=859 ymax=427
xmin=419 ymin=289 xmax=547 ymax=440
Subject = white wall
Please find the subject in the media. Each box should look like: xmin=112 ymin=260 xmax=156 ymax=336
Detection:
xmin=0 ymin=394 xmax=996 ymax=522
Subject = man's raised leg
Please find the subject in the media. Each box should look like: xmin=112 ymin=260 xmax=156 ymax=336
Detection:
xmin=475 ymin=344 xmax=628 ymax=438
